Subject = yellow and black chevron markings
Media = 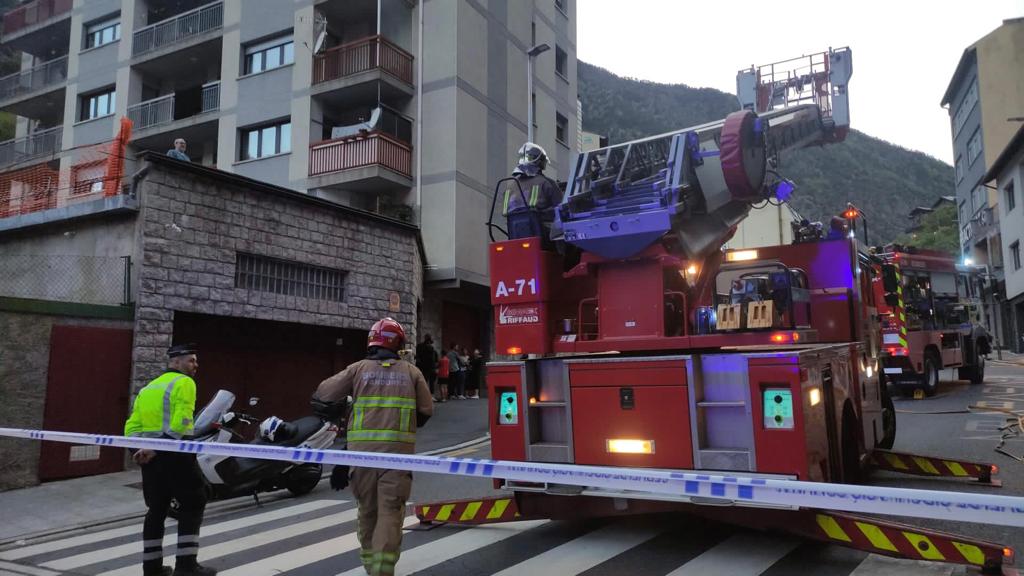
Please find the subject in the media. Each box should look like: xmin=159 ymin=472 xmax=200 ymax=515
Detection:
xmin=814 ymin=512 xmax=1010 ymax=569
xmin=869 ymin=449 xmax=997 ymax=484
xmin=415 ymin=497 xmax=521 ymax=525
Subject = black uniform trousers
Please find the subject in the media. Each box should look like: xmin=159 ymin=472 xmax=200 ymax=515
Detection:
xmin=141 ymin=451 xmax=207 ymax=572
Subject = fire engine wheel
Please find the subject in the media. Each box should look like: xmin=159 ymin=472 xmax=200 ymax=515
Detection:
xmin=958 ymin=352 xmax=985 ymax=385
xmin=920 ymin=353 xmax=940 ymax=397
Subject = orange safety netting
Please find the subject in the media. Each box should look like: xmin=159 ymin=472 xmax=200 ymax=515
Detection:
xmin=0 ymin=117 xmax=132 ymax=218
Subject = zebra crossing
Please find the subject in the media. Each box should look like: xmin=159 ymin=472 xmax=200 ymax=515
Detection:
xmin=0 ymin=494 xmax=965 ymax=576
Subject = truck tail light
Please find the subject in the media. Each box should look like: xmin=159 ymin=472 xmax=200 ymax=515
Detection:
xmin=495 ymin=245 xmax=505 ymax=252
xmin=606 ymin=439 xmax=655 ymax=454
xmin=506 ymin=346 xmax=522 ymax=355
xmin=521 ymin=242 xmax=531 ymax=248
xmin=891 ymin=346 xmax=909 ymax=356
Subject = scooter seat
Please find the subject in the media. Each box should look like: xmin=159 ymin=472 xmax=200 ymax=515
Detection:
xmin=253 ymin=416 xmax=325 ymax=447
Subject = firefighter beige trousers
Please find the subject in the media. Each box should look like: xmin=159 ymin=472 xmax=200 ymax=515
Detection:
xmin=351 ymin=467 xmax=413 ymax=576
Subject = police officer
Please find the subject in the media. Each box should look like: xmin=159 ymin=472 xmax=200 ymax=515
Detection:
xmin=125 ymin=344 xmax=215 ymax=576
xmin=313 ymin=318 xmax=433 ymax=576
xmin=502 ymin=142 xmax=561 ymax=242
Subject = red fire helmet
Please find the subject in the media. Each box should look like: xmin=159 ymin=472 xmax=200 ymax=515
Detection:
xmin=368 ymin=317 xmax=406 ymax=352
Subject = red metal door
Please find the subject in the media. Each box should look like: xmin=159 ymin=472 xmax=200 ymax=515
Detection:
xmin=39 ymin=325 xmax=132 ymax=481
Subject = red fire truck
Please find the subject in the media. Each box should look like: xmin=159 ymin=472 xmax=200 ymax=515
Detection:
xmin=418 ymin=49 xmax=1013 ymax=573
xmin=872 ymin=244 xmax=991 ymax=396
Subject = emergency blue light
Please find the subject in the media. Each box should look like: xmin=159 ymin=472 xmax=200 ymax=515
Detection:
xmin=772 ymin=179 xmax=796 ymax=203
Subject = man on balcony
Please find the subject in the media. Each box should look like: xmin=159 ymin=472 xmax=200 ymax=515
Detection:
xmin=166 ymin=138 xmax=191 ymax=162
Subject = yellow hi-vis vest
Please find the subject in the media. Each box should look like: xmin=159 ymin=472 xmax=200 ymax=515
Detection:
xmin=124 ymin=372 xmax=197 ymax=439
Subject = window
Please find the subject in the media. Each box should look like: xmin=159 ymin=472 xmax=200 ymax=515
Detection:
xmin=955 ymin=156 xmax=963 ymax=184
xmin=240 ymin=120 xmax=291 ymax=160
xmin=972 ymin=185 xmax=985 ymax=213
xmin=244 ymin=36 xmax=294 ymax=75
xmin=1012 ymin=241 xmax=1021 ymax=271
xmin=531 ymin=22 xmax=536 ymax=46
xmin=555 ymin=45 xmax=567 ymax=78
xmin=236 ymin=253 xmax=347 ymax=302
xmin=80 ymin=88 xmax=115 ymax=121
xmin=555 ymin=112 xmax=568 ymax=145
xmin=554 ymin=0 xmax=566 ymax=13
xmin=952 ymin=79 xmax=978 ymax=137
xmin=967 ymin=129 xmax=982 ymax=166
xmin=72 ymin=162 xmax=105 ymax=195
xmin=84 ymin=16 xmax=120 ymax=49
xmin=959 ymin=200 xmax=966 ymax=225
xmin=1006 ymin=181 xmax=1016 ymax=212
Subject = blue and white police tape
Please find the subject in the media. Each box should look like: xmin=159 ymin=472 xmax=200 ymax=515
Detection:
xmin=2 ymin=427 xmax=1022 ymax=527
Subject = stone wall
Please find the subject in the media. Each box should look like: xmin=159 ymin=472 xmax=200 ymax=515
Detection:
xmin=0 ymin=312 xmax=132 ymax=490
xmin=130 ymin=158 xmax=423 ymax=389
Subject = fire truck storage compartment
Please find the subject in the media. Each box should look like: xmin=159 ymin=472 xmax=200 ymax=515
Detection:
xmin=748 ymin=356 xmax=808 ymax=478
xmin=568 ymin=357 xmax=692 ymax=469
xmin=488 ymin=362 xmax=527 ymax=462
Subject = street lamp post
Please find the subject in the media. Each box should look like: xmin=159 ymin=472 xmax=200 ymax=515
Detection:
xmin=526 ymin=43 xmax=550 ymax=143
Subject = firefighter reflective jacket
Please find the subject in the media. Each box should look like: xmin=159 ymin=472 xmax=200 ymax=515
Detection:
xmin=124 ymin=372 xmax=197 ymax=439
xmin=502 ymin=173 xmax=560 ymax=216
xmin=313 ymin=352 xmax=433 ymax=454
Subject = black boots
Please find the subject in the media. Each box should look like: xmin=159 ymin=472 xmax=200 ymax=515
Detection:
xmin=143 ymin=567 xmax=172 ymax=576
xmin=172 ymin=560 xmax=217 ymax=576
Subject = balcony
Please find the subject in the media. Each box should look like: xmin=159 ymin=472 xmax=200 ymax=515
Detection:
xmin=969 ymin=206 xmax=999 ymax=240
xmin=2 ymin=0 xmax=71 ymax=39
xmin=314 ymin=35 xmax=413 ymax=85
xmin=132 ymin=1 xmax=223 ymax=58
xmin=309 ymin=131 xmax=412 ymax=191
xmin=0 ymin=126 xmax=61 ymax=170
xmin=0 ymin=56 xmax=67 ymax=104
xmin=128 ymin=82 xmax=220 ymax=132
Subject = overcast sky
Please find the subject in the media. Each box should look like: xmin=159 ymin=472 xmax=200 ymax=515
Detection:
xmin=577 ymin=0 xmax=1024 ymax=165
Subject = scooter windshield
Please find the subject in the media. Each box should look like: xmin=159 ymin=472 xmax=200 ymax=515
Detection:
xmin=193 ymin=390 xmax=236 ymax=437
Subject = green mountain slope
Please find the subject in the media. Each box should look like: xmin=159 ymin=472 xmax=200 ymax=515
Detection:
xmin=578 ymin=61 xmax=954 ymax=243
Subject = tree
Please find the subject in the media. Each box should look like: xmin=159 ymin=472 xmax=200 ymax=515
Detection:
xmin=894 ymin=203 xmax=959 ymax=255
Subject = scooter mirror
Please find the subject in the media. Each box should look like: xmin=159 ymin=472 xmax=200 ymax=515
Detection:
xmin=249 ymin=397 xmax=260 ymax=406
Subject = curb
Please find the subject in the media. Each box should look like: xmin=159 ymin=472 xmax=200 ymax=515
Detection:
xmin=0 ymin=435 xmax=493 ymax=548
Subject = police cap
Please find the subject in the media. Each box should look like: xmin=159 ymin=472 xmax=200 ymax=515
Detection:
xmin=167 ymin=343 xmax=198 ymax=358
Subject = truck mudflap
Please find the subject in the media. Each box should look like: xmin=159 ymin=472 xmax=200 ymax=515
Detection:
xmin=413 ymin=492 xmax=1016 ymax=574
xmin=869 ymin=449 xmax=1001 ymax=486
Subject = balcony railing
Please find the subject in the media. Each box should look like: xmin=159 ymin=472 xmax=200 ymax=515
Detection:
xmin=132 ymin=1 xmax=223 ymax=57
xmin=0 ymin=56 xmax=67 ymax=101
xmin=0 ymin=126 xmax=61 ymax=169
xmin=309 ymin=131 xmax=412 ymax=178
xmin=128 ymin=82 xmax=219 ymax=130
xmin=201 ymin=81 xmax=220 ymax=113
xmin=969 ymin=206 xmax=999 ymax=240
xmin=128 ymin=94 xmax=174 ymax=130
xmin=2 ymin=0 xmax=72 ymax=37
xmin=313 ymin=35 xmax=414 ymax=85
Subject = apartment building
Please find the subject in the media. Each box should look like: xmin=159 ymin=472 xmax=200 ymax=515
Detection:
xmin=941 ymin=16 xmax=1024 ymax=348
xmin=984 ymin=127 xmax=1024 ymax=353
xmin=0 ymin=0 xmax=579 ymax=354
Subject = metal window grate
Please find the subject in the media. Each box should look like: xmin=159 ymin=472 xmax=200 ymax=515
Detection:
xmin=235 ymin=253 xmax=346 ymax=302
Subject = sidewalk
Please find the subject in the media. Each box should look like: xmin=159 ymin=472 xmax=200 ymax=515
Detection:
xmin=990 ymin=350 xmax=1024 ymax=366
xmin=0 ymin=397 xmax=488 ymax=544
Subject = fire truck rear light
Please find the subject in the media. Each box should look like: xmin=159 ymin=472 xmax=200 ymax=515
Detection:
xmin=771 ymin=333 xmax=789 ymax=343
xmin=792 ymin=332 xmax=800 ymax=342
xmin=606 ymin=439 xmax=655 ymax=454
xmin=992 ymin=464 xmax=1000 ymax=475
xmin=1004 ymin=547 xmax=1014 ymax=561
xmin=521 ymin=242 xmax=531 ymax=248
xmin=809 ymin=387 xmax=822 ymax=406
xmin=506 ymin=346 xmax=522 ymax=355
xmin=727 ymin=250 xmax=758 ymax=262
xmin=893 ymin=347 xmax=909 ymax=356
xmin=495 ymin=246 xmax=505 ymax=252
